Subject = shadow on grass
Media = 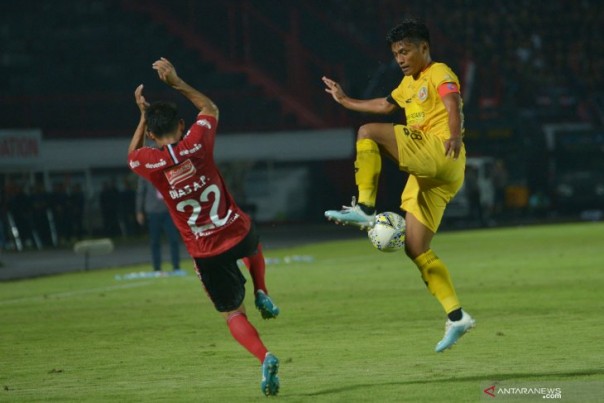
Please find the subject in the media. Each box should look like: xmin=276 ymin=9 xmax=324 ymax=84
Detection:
xmin=295 ymin=369 xmax=604 ymax=398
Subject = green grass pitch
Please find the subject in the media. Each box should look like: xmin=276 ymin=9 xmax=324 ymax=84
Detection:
xmin=1 ymin=222 xmax=603 ymax=402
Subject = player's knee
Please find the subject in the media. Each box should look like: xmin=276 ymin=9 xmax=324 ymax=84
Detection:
xmin=224 ymin=306 xmax=246 ymax=321
xmin=357 ymin=124 xmax=374 ymax=140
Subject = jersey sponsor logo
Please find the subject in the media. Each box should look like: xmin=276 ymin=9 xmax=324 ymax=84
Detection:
xmin=129 ymin=160 xmax=140 ymax=168
xmin=168 ymin=174 xmax=208 ymax=200
xmin=196 ymin=119 xmax=212 ymax=129
xmin=179 ymin=143 xmax=202 ymax=156
xmin=145 ymin=159 xmax=167 ymax=169
xmin=164 ymin=159 xmax=197 ymax=187
xmin=417 ymin=86 xmax=428 ymax=102
xmin=407 ymin=111 xmax=425 ymax=121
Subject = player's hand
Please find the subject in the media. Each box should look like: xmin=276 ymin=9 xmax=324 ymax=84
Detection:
xmin=444 ymin=136 xmax=463 ymax=160
xmin=152 ymin=57 xmax=179 ymax=86
xmin=134 ymin=84 xmax=149 ymax=114
xmin=322 ymin=76 xmax=348 ymax=104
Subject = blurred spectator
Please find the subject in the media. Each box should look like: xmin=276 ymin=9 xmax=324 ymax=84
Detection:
xmin=49 ymin=182 xmax=69 ymax=245
xmin=120 ymin=178 xmax=138 ymax=236
xmin=136 ymin=177 xmax=181 ymax=272
xmin=529 ymin=188 xmax=552 ymax=218
xmin=0 ymin=186 xmax=5 ymax=253
xmin=465 ymin=166 xmax=486 ymax=227
xmin=30 ymin=183 xmax=52 ymax=246
xmin=99 ymin=180 xmax=120 ymax=237
xmin=492 ymin=159 xmax=509 ymax=217
xmin=6 ymin=183 xmax=35 ymax=248
xmin=68 ymin=183 xmax=86 ymax=240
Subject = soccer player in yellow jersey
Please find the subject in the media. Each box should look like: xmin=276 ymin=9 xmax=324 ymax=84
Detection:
xmin=323 ymin=18 xmax=475 ymax=352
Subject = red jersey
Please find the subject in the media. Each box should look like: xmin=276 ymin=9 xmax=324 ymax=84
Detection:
xmin=127 ymin=115 xmax=251 ymax=258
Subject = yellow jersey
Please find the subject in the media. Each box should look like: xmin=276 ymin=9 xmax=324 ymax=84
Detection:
xmin=390 ymin=62 xmax=464 ymax=140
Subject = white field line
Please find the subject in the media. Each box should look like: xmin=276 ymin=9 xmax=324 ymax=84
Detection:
xmin=0 ymin=282 xmax=153 ymax=306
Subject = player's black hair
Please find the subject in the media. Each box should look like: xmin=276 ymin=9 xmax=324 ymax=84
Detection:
xmin=386 ymin=18 xmax=430 ymax=47
xmin=145 ymin=101 xmax=180 ymax=137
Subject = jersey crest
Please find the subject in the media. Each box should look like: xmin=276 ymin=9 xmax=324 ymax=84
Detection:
xmin=417 ymin=86 xmax=428 ymax=102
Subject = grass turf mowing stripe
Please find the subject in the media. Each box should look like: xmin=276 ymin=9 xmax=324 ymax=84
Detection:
xmin=0 ymin=282 xmax=153 ymax=306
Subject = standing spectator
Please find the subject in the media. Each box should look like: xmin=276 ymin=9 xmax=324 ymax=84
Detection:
xmin=492 ymin=159 xmax=509 ymax=217
xmin=30 ymin=183 xmax=52 ymax=246
xmin=6 ymin=183 xmax=35 ymax=248
xmin=49 ymin=182 xmax=69 ymax=245
xmin=0 ymin=185 xmax=5 ymax=253
xmin=465 ymin=166 xmax=486 ymax=227
xmin=99 ymin=181 xmax=120 ymax=237
xmin=136 ymin=177 xmax=181 ymax=273
xmin=120 ymin=178 xmax=138 ymax=236
xmin=68 ymin=183 xmax=86 ymax=240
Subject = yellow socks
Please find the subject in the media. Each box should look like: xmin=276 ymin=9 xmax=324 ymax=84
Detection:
xmin=354 ymin=139 xmax=381 ymax=207
xmin=413 ymin=249 xmax=461 ymax=314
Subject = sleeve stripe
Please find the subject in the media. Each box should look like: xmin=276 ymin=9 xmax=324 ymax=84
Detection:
xmin=437 ymin=82 xmax=459 ymax=98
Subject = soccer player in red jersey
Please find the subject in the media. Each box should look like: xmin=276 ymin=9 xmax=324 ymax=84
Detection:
xmin=127 ymin=58 xmax=280 ymax=396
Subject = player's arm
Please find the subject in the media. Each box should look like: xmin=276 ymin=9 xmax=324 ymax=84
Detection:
xmin=441 ymin=88 xmax=464 ymax=160
xmin=322 ymin=76 xmax=398 ymax=114
xmin=128 ymin=84 xmax=149 ymax=153
xmin=153 ymin=57 xmax=219 ymax=119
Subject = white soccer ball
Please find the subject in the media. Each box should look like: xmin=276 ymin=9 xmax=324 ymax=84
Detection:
xmin=368 ymin=212 xmax=406 ymax=252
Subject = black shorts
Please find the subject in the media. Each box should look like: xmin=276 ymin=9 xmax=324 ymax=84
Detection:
xmin=193 ymin=226 xmax=260 ymax=312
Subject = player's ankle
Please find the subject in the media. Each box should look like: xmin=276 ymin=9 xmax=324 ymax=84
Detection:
xmin=447 ymin=308 xmax=463 ymax=321
xmin=358 ymin=203 xmax=375 ymax=215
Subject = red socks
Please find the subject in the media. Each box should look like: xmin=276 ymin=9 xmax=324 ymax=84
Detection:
xmin=241 ymin=243 xmax=267 ymax=294
xmin=227 ymin=312 xmax=268 ymax=363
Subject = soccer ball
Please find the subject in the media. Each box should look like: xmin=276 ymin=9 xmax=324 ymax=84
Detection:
xmin=368 ymin=212 xmax=406 ymax=252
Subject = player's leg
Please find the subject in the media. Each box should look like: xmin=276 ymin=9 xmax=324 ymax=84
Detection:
xmin=397 ymin=129 xmax=474 ymax=351
xmin=237 ymin=226 xmax=280 ymax=319
xmin=194 ymin=256 xmax=280 ymax=396
xmin=147 ymin=212 xmax=162 ymax=271
xmin=241 ymin=243 xmax=267 ymax=294
xmin=405 ymin=211 xmax=475 ymax=352
xmin=404 ymin=211 xmax=460 ymax=315
xmin=222 ymin=306 xmax=279 ymax=396
xmin=221 ymin=305 xmax=268 ymax=362
xmin=325 ymin=123 xmax=398 ymax=229
xmin=355 ymin=123 xmax=399 ymax=210
xmin=241 ymin=242 xmax=280 ymax=319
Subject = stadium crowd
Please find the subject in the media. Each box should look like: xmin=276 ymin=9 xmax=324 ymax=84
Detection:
xmin=317 ymin=0 xmax=603 ymax=124
xmin=0 ymin=179 xmax=138 ymax=251
xmin=1 ymin=0 xmax=603 ymax=252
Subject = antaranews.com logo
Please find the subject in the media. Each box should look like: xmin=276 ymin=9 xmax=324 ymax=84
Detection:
xmin=481 ymin=381 xmax=603 ymax=401
xmin=483 ymin=384 xmax=561 ymax=399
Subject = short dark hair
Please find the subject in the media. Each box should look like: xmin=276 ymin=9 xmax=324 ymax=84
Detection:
xmin=386 ymin=18 xmax=430 ymax=47
xmin=145 ymin=101 xmax=179 ymax=137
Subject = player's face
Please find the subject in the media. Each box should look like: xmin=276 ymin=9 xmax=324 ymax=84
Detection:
xmin=391 ymin=40 xmax=430 ymax=78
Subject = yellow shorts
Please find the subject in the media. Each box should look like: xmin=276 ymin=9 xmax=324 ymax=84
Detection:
xmin=394 ymin=125 xmax=466 ymax=232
